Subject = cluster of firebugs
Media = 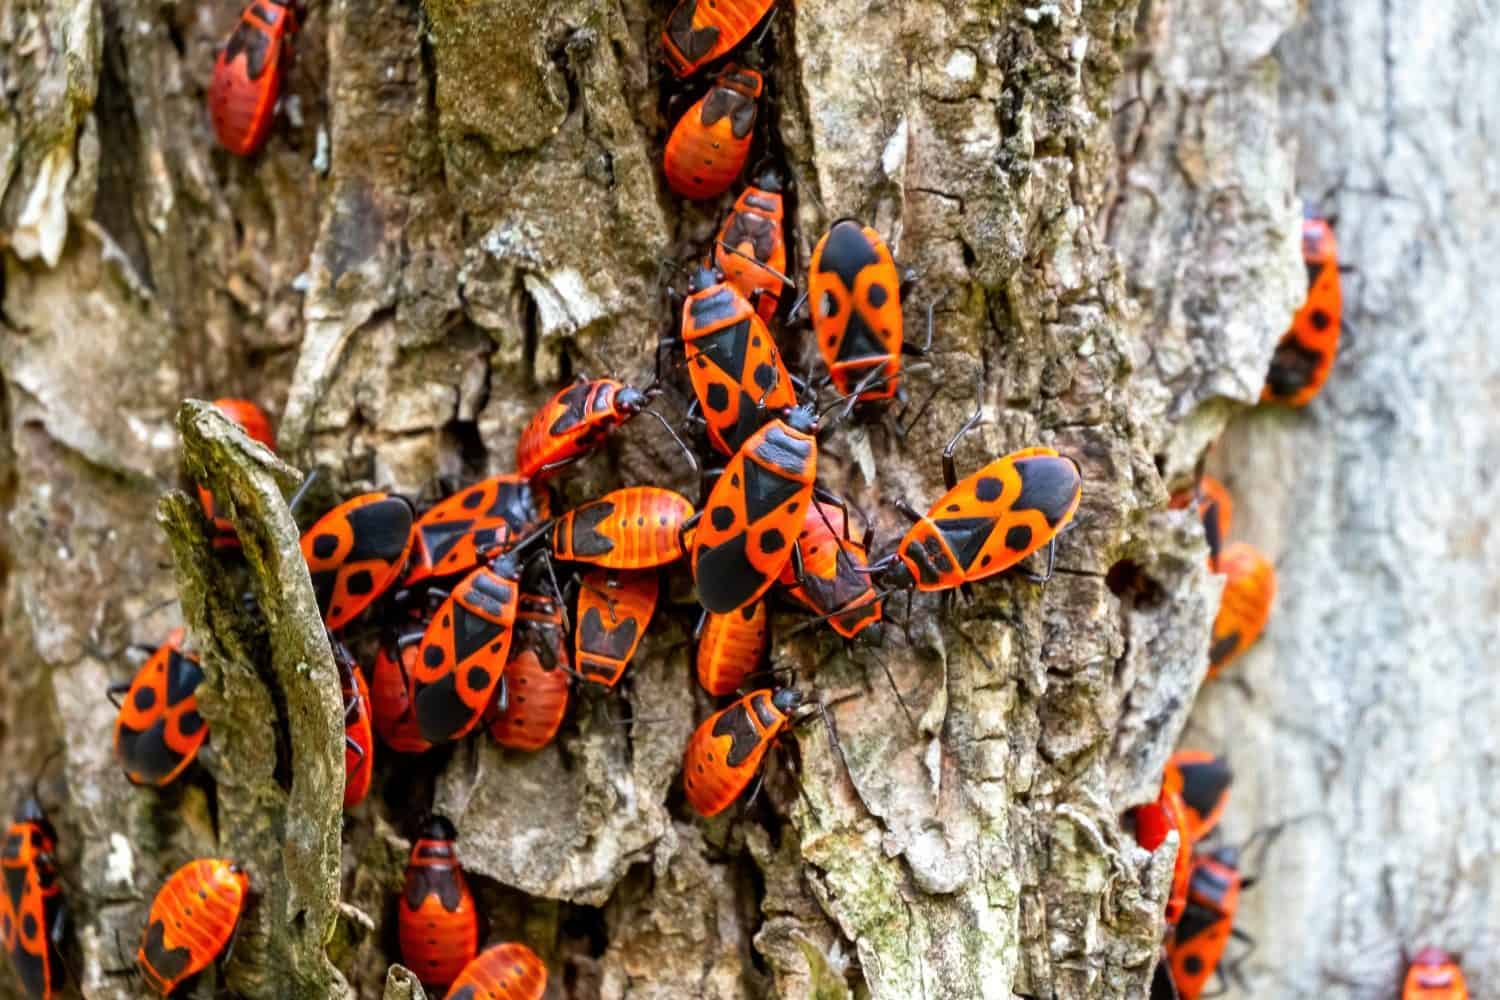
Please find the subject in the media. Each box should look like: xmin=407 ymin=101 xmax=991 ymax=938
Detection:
xmin=0 ymin=0 xmax=1468 ymax=998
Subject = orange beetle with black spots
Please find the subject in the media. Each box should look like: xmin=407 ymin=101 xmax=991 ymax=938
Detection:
xmin=695 ymin=600 xmax=768 ymax=696
xmin=682 ymin=687 xmax=807 ymax=817
xmin=371 ymin=627 xmax=433 ymax=755
xmin=197 ymin=399 xmax=276 ymax=550
xmin=808 ymin=219 xmax=914 ymax=403
xmin=398 ymin=816 xmax=478 ymax=991
xmin=485 ymin=589 xmax=571 ymax=751
xmin=300 ymin=492 xmax=415 ymax=631
xmin=207 ymin=0 xmax=299 ymax=156
xmin=1404 ymin=948 xmax=1468 ymax=1000
xmin=714 ymin=171 xmax=788 ymax=323
xmin=1169 ymin=475 xmax=1233 ymax=570
xmin=661 ymin=0 xmax=775 ymax=78
xmin=1263 ymin=214 xmax=1343 ymax=407
xmin=664 ymin=66 xmax=763 ymax=201
xmin=872 ymin=442 xmax=1083 ymax=593
xmin=411 ymin=551 xmax=527 ymax=744
xmin=445 ymin=941 xmax=548 ymax=1000
xmin=404 ymin=475 xmax=549 ymax=587
xmin=516 ymin=378 xmax=654 ymax=481
xmin=778 ymin=500 xmax=882 ymax=640
xmin=1208 ymin=542 xmax=1276 ymax=677
xmin=111 ymin=628 xmax=207 ymax=788
xmin=551 ymin=487 xmax=696 ymax=571
xmin=676 ymin=267 xmax=796 ymax=457
xmin=333 ymin=638 xmax=374 ymax=809
xmin=1165 ymin=846 xmax=1254 ymax=1000
xmin=691 ymin=405 xmax=820 ymax=614
xmin=137 ymin=858 xmax=249 ymax=995
xmin=1167 ymin=750 xmax=1232 ymax=844
xmin=0 ymin=800 xmax=65 ymax=1000
xmin=574 ymin=569 xmax=659 ymax=689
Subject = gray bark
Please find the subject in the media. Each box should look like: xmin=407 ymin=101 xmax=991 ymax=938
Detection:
xmin=1 ymin=0 xmax=1489 ymax=997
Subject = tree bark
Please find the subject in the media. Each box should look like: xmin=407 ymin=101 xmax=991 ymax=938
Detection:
xmin=2 ymin=0 xmax=1488 ymax=997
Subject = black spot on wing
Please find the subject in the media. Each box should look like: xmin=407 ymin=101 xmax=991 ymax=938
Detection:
xmin=3 ymin=865 xmax=26 ymax=911
xmin=118 ymin=720 xmax=184 ymax=786
xmin=1012 ymin=457 xmax=1080 ymax=528
xmin=415 ymin=674 xmax=476 ymax=743
xmin=902 ymin=537 xmax=953 ymax=587
xmin=11 ymin=933 xmax=49 ymax=1000
xmin=1265 ymin=338 xmax=1323 ymax=397
xmin=567 ymin=501 xmax=617 ymax=558
xmin=1309 ymin=308 xmax=1332 ymax=330
xmin=816 ymin=220 xmax=881 ymax=292
xmin=1003 ymin=524 xmax=1032 ymax=553
xmin=1209 ymin=633 xmax=1241 ymax=668
xmin=163 ymin=651 xmax=203 ymax=706
xmin=695 ymin=535 xmax=767 ymax=613
xmin=711 ymin=702 xmax=765 ymax=767
xmin=1177 ymin=757 xmax=1232 ymax=825
xmin=705 ymin=382 xmax=731 ymax=414
xmin=141 ymin=917 xmax=194 ymax=988
xmin=741 ymin=459 xmax=802 ymax=523
xmin=579 ymin=606 xmax=642 ymax=660
xmin=345 ymin=498 xmax=413 ymax=562
xmin=932 ymin=516 xmax=997 ymax=573
xmin=404 ymin=864 xmax=465 ymax=912
xmin=310 ymin=534 xmax=339 ymax=559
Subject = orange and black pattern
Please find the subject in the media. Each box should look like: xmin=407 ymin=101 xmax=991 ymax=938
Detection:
xmin=404 ymin=475 xmax=548 ymax=587
xmin=681 ymin=277 xmax=795 ymax=455
xmin=695 ymin=601 xmax=768 ymax=696
xmin=1169 ymin=475 xmax=1233 ymax=570
xmin=1132 ymin=782 xmax=1193 ymax=926
xmin=660 ymin=0 xmax=775 ymax=77
xmin=1165 ymin=851 xmax=1244 ymax=1000
xmin=714 ymin=175 xmax=787 ymax=322
xmin=335 ymin=640 xmax=375 ymax=809
xmin=779 ymin=501 xmax=882 ymax=639
xmin=445 ymin=941 xmax=548 ymax=1000
xmin=551 ymin=487 xmax=695 ymax=570
xmin=1167 ymin=750 xmax=1232 ymax=844
xmin=1404 ymin=948 xmax=1469 ymax=1000
xmin=516 ymin=378 xmax=647 ymax=480
xmin=412 ymin=563 xmax=521 ymax=744
xmin=574 ymin=569 xmax=659 ymax=688
xmin=808 ymin=220 xmax=907 ymax=401
xmin=301 ymin=493 xmax=415 ymax=631
xmin=1 ymin=807 xmax=64 ymax=1000
xmin=692 ymin=419 xmax=816 ymax=613
xmin=399 ymin=817 xmax=478 ymax=990
xmin=137 ymin=859 xmax=248 ymax=995
xmin=1262 ymin=215 xmax=1342 ymax=407
xmin=371 ymin=628 xmax=433 ymax=754
xmin=664 ymin=66 xmax=763 ymax=200
xmin=485 ymin=647 xmax=571 ymax=751
xmin=113 ymin=628 xmax=207 ymax=788
xmin=1208 ymin=543 xmax=1276 ymax=677
xmin=895 ymin=447 xmax=1082 ymax=592
xmin=682 ymin=688 xmax=799 ymax=817
xmin=207 ymin=0 xmax=298 ymax=155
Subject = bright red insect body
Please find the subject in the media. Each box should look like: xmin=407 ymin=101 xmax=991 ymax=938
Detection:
xmin=399 ymin=817 xmax=478 ymax=991
xmin=404 ymin=475 xmax=548 ymax=587
xmin=485 ymin=590 xmax=571 ymax=751
xmin=334 ymin=639 xmax=374 ymax=809
xmin=808 ymin=220 xmax=907 ymax=402
xmin=1133 ymin=781 xmax=1193 ymax=926
xmin=1263 ymin=215 xmax=1343 ymax=407
xmin=137 ymin=859 xmax=249 ymax=995
xmin=778 ymin=500 xmax=882 ymax=639
xmin=1 ymin=801 xmax=64 ymax=1000
xmin=574 ymin=569 xmax=659 ymax=689
xmin=371 ymin=628 xmax=432 ymax=755
xmin=661 ymin=0 xmax=775 ymax=78
xmin=301 ymin=492 xmax=415 ymax=631
xmin=664 ymin=66 xmax=763 ymax=200
xmin=682 ymin=687 xmax=803 ymax=817
xmin=444 ymin=941 xmax=548 ymax=1000
xmin=207 ymin=0 xmax=299 ymax=156
xmin=516 ymin=378 xmax=651 ymax=481
xmin=1164 ymin=848 xmax=1248 ymax=1000
xmin=112 ymin=628 xmax=207 ymax=788
xmin=714 ymin=173 xmax=788 ymax=322
xmin=695 ymin=601 xmax=768 ymax=696
xmin=1404 ymin=948 xmax=1468 ymax=1000
xmin=551 ymin=487 xmax=696 ymax=570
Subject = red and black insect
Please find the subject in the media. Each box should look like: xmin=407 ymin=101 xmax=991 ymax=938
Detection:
xmin=871 ymin=425 xmax=1082 ymax=593
xmin=1208 ymin=543 xmax=1276 ymax=677
xmin=807 ymin=219 xmax=923 ymax=403
xmin=1166 ymin=750 xmax=1232 ymax=845
xmin=1131 ymin=777 xmax=1193 ymax=926
xmin=516 ymin=378 xmax=658 ymax=481
xmin=197 ymin=398 xmax=276 ymax=549
xmin=1169 ymin=475 xmax=1232 ymax=571
xmin=445 ymin=941 xmax=548 ymax=1000
xmin=485 ymin=589 xmax=571 ymax=751
xmin=714 ymin=171 xmax=788 ymax=323
xmin=333 ymin=639 xmax=374 ymax=809
xmin=695 ymin=600 xmax=768 ymax=696
xmin=674 ymin=267 xmax=796 ymax=456
xmin=661 ymin=0 xmax=775 ymax=78
xmin=370 ymin=627 xmax=432 ymax=755
xmin=137 ymin=858 xmax=249 ymax=995
xmin=398 ymin=816 xmax=478 ymax=991
xmin=207 ymin=0 xmax=299 ymax=156
xmin=111 ymin=628 xmax=207 ymax=788
xmin=300 ymin=492 xmax=415 ymax=631
xmin=574 ymin=569 xmax=659 ymax=689
xmin=1 ymin=799 xmax=65 ymax=1000
xmin=778 ymin=500 xmax=882 ymax=640
xmin=403 ymin=475 xmax=549 ymax=587
xmin=551 ymin=487 xmax=696 ymax=571
xmin=1164 ymin=847 xmax=1254 ymax=1000
xmin=682 ymin=687 xmax=809 ymax=817
xmin=664 ymin=66 xmax=763 ymax=201
xmin=1263 ymin=214 xmax=1343 ymax=407
xmin=410 ymin=548 xmax=529 ymax=745
xmin=1404 ymin=947 xmax=1468 ymax=1000
xmin=691 ymin=406 xmax=820 ymax=614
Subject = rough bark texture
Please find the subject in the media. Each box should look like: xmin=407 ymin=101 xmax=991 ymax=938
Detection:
xmin=0 ymin=0 xmax=1489 ymax=997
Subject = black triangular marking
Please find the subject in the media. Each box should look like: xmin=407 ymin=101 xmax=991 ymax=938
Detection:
xmin=118 ymin=721 xmax=180 ymax=786
xmin=742 ymin=460 xmax=802 ymax=523
xmin=141 ymin=918 xmax=194 ymax=986
xmin=452 ymin=606 xmax=505 ymax=664
xmin=1179 ymin=758 xmax=1232 ymax=823
xmin=1172 ymin=901 xmax=1219 ymax=946
xmin=163 ymin=651 xmax=204 ymax=705
xmin=579 ymin=606 xmax=642 ymax=660
xmin=2 ymin=863 xmax=26 ymax=911
xmin=932 ymin=516 xmax=996 ymax=573
xmin=711 ymin=702 xmax=763 ymax=767
xmin=694 ymin=319 xmax=754 ymax=382
xmin=836 ymin=310 xmax=887 ymax=362
xmin=346 ymin=498 xmax=413 ymax=562
xmin=420 ymin=519 xmax=476 ymax=565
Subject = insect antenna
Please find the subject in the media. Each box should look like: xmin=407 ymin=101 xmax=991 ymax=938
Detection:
xmin=714 ymin=239 xmax=796 ymax=289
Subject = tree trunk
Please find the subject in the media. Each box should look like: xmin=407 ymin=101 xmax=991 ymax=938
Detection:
xmin=1 ymin=0 xmax=1488 ymax=997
